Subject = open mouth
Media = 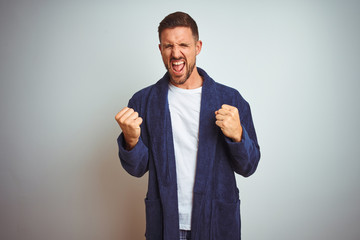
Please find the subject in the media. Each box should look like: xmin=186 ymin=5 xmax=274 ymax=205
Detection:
xmin=171 ymin=60 xmax=185 ymax=73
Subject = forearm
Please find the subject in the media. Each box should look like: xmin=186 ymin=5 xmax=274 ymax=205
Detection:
xmin=117 ymin=133 xmax=149 ymax=177
xmin=226 ymin=127 xmax=260 ymax=177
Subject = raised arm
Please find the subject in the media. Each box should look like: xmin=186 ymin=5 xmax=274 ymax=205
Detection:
xmin=215 ymin=100 xmax=260 ymax=177
xmin=115 ymin=105 xmax=149 ymax=178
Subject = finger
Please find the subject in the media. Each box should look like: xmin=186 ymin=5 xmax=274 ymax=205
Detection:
xmin=221 ymin=104 xmax=233 ymax=110
xmin=115 ymin=107 xmax=129 ymax=120
xmin=221 ymin=104 xmax=238 ymax=113
xmin=215 ymin=120 xmax=224 ymax=129
xmin=119 ymin=108 xmax=135 ymax=122
xmin=217 ymin=108 xmax=232 ymax=116
xmin=215 ymin=113 xmax=226 ymax=120
xmin=123 ymin=112 xmax=142 ymax=130
xmin=134 ymin=117 xmax=143 ymax=128
xmin=127 ymin=111 xmax=139 ymax=121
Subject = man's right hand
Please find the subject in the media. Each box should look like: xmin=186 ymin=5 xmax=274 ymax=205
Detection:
xmin=115 ymin=107 xmax=143 ymax=150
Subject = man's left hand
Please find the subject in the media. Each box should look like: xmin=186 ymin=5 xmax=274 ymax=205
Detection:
xmin=215 ymin=104 xmax=243 ymax=142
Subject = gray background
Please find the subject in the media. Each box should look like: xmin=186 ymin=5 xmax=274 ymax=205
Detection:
xmin=1 ymin=0 xmax=359 ymax=239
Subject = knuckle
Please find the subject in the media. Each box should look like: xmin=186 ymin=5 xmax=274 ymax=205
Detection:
xmin=130 ymin=122 xmax=138 ymax=129
xmin=121 ymin=118 xmax=129 ymax=126
xmin=222 ymin=120 xmax=228 ymax=127
xmin=223 ymin=119 xmax=231 ymax=127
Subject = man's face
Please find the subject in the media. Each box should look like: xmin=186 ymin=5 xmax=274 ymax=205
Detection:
xmin=159 ymin=27 xmax=202 ymax=86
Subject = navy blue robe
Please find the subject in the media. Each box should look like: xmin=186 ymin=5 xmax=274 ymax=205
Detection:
xmin=117 ymin=68 xmax=260 ymax=240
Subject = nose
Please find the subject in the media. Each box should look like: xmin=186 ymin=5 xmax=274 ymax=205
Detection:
xmin=171 ymin=45 xmax=182 ymax=59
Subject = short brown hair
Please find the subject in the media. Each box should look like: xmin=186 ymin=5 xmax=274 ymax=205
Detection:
xmin=158 ymin=12 xmax=199 ymax=42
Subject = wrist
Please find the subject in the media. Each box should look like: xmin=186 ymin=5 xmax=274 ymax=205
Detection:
xmin=124 ymin=136 xmax=139 ymax=151
xmin=231 ymin=127 xmax=243 ymax=142
xmin=231 ymin=135 xmax=241 ymax=142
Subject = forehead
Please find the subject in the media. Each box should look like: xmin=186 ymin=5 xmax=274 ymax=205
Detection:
xmin=160 ymin=27 xmax=194 ymax=43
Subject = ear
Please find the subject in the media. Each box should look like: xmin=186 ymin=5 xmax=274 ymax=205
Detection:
xmin=158 ymin=43 xmax=162 ymax=52
xmin=196 ymin=40 xmax=202 ymax=55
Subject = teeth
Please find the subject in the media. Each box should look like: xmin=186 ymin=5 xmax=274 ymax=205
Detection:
xmin=173 ymin=61 xmax=184 ymax=65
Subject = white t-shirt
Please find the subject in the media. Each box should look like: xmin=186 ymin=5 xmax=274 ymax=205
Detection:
xmin=168 ymin=83 xmax=202 ymax=230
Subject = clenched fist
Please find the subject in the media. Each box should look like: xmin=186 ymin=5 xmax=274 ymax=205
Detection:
xmin=115 ymin=107 xmax=143 ymax=150
xmin=215 ymin=104 xmax=243 ymax=142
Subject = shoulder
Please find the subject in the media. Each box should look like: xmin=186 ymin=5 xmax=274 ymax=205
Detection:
xmin=199 ymin=67 xmax=243 ymax=99
xmin=130 ymin=74 xmax=168 ymax=101
xmin=216 ymin=82 xmax=249 ymax=109
xmin=131 ymin=84 xmax=154 ymax=101
xmin=215 ymin=81 xmax=241 ymax=96
xmin=201 ymin=68 xmax=249 ymax=110
xmin=211 ymin=78 xmax=246 ymax=105
xmin=128 ymin=73 xmax=169 ymax=111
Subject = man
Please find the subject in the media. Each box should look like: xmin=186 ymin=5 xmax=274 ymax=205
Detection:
xmin=115 ymin=12 xmax=260 ymax=240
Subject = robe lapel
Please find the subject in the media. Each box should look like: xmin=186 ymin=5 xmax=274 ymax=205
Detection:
xmin=146 ymin=73 xmax=179 ymax=238
xmin=146 ymin=73 xmax=176 ymax=188
xmin=194 ymin=68 xmax=221 ymax=194
xmin=191 ymin=68 xmax=221 ymax=238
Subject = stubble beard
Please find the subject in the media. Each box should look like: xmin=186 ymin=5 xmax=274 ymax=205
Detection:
xmin=166 ymin=60 xmax=196 ymax=86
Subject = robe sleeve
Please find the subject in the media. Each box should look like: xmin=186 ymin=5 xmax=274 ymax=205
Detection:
xmin=225 ymin=93 xmax=260 ymax=177
xmin=117 ymin=97 xmax=149 ymax=178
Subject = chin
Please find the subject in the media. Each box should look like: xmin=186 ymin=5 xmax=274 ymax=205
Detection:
xmin=170 ymin=76 xmax=188 ymax=86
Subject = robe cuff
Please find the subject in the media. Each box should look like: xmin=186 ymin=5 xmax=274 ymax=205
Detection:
xmin=225 ymin=127 xmax=252 ymax=159
xmin=117 ymin=133 xmax=146 ymax=157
